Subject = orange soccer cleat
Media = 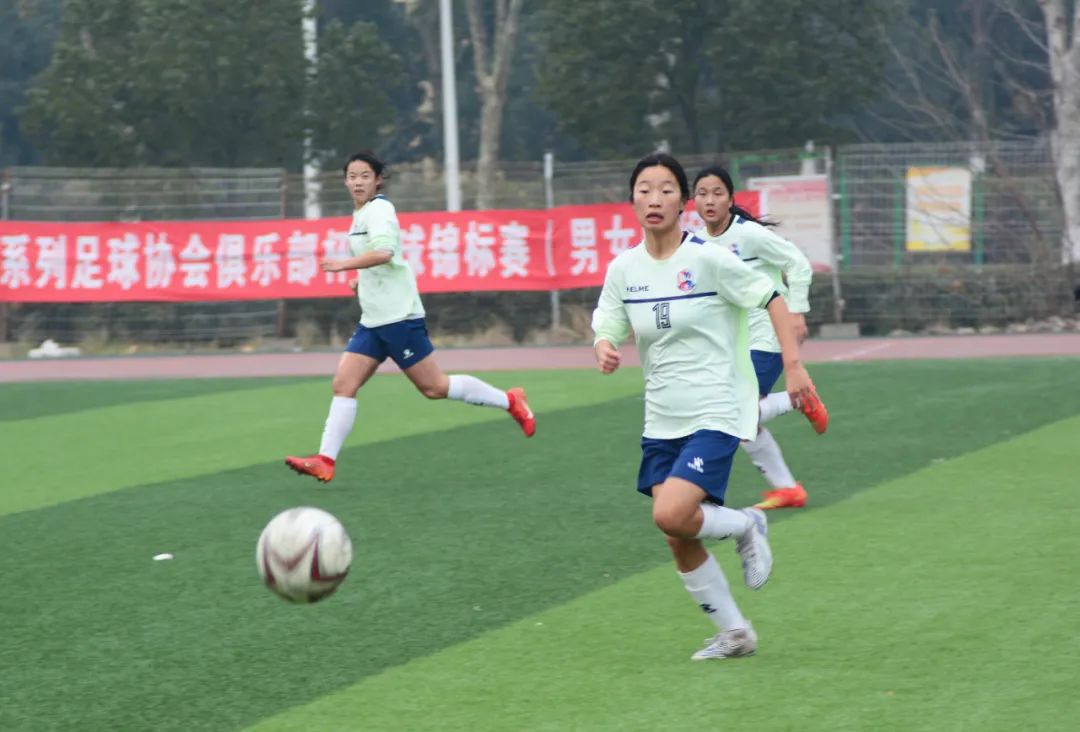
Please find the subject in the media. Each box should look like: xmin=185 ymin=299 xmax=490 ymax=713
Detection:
xmin=799 ymin=390 xmax=829 ymax=434
xmin=506 ymin=387 xmax=536 ymax=437
xmin=284 ymin=454 xmax=336 ymax=483
xmin=754 ymin=484 xmax=808 ymax=511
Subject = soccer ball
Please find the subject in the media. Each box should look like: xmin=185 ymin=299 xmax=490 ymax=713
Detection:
xmin=256 ymin=507 xmax=353 ymax=603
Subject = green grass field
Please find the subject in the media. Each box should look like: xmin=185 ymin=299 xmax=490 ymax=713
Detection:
xmin=1 ymin=358 xmax=1079 ymax=731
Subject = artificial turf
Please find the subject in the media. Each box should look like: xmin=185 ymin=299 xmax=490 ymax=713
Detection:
xmin=1 ymin=359 xmax=1077 ymax=731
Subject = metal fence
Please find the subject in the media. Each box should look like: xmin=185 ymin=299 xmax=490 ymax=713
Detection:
xmin=276 ymin=148 xmax=829 ymax=215
xmin=2 ymin=167 xmax=285 ymax=222
xmin=1 ymin=139 xmax=1074 ymax=350
xmin=836 ymin=139 xmax=1062 ymax=269
xmin=0 ymin=167 xmax=288 ymax=348
xmin=831 ymin=139 xmax=1072 ymax=329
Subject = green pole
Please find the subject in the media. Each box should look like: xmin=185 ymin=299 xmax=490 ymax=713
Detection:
xmin=730 ymin=156 xmax=742 ymax=190
xmin=893 ymin=175 xmax=905 ymax=269
xmin=973 ymin=174 xmax=985 ymax=265
xmin=839 ymin=155 xmax=852 ymax=272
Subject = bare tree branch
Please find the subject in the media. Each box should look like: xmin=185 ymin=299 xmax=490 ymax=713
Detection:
xmin=491 ymin=0 xmax=523 ymax=101
xmin=875 ymin=16 xmax=970 ymax=140
xmin=999 ymin=0 xmax=1051 ymax=53
xmin=928 ymin=11 xmax=992 ymax=140
xmin=465 ymin=0 xmax=490 ymax=90
xmin=868 ymin=2 xmax=1066 ymax=255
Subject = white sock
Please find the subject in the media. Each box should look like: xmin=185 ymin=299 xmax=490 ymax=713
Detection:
xmin=741 ymin=428 xmax=797 ymax=488
xmin=679 ymin=552 xmax=748 ymax=631
xmin=696 ymin=503 xmax=751 ymax=541
xmin=318 ymin=396 xmax=357 ymax=460
xmin=447 ymin=374 xmax=510 ymax=409
xmin=760 ymin=391 xmax=794 ymax=422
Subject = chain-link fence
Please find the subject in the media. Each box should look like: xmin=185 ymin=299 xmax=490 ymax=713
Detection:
xmin=832 ymin=139 xmax=1073 ymax=329
xmin=277 ymin=148 xmax=827 ymax=214
xmin=836 ymin=139 xmax=1062 ymax=269
xmin=2 ymin=167 xmax=286 ymax=222
xmin=283 ymin=161 xmax=548 ymax=215
xmin=1 ymin=140 xmax=1075 ymax=351
xmin=0 ymin=166 xmax=287 ymax=350
xmin=7 ymin=300 xmax=281 ymax=350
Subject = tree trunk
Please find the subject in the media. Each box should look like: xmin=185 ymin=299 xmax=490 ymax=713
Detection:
xmin=466 ymin=0 xmax=525 ymax=210
xmin=476 ymin=80 xmax=505 ymax=210
xmin=1038 ymin=0 xmax=1080 ymax=261
xmin=1054 ymin=129 xmax=1080 ymax=263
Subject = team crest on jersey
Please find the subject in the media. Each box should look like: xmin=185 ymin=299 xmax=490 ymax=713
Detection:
xmin=728 ymin=242 xmax=741 ymax=256
xmin=677 ymin=269 xmax=695 ymax=292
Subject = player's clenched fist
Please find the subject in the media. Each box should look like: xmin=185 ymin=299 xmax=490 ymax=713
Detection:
xmin=594 ymin=340 xmax=622 ymax=374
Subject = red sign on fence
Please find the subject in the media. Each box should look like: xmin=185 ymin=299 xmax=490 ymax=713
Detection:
xmin=0 ymin=195 xmax=758 ymax=303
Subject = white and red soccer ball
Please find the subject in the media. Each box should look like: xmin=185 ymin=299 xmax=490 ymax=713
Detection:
xmin=256 ymin=507 xmax=352 ymax=603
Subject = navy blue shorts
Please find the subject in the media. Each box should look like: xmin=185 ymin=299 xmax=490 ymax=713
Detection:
xmin=345 ymin=318 xmax=434 ymax=370
xmin=751 ymin=350 xmax=784 ymax=397
xmin=637 ymin=430 xmax=741 ymax=505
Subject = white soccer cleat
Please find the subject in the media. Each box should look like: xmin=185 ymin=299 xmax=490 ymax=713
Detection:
xmin=736 ymin=507 xmax=773 ymax=590
xmin=691 ymin=627 xmax=758 ymax=660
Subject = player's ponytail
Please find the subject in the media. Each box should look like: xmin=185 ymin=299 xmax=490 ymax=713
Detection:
xmin=692 ymin=165 xmax=777 ymax=228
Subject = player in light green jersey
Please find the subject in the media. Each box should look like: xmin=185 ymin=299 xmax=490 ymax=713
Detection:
xmin=285 ymin=152 xmax=535 ymax=484
xmin=592 ymin=153 xmax=820 ymax=660
xmin=693 ymin=166 xmax=829 ymax=511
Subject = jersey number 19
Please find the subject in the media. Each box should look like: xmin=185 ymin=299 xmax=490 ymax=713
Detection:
xmin=652 ymin=302 xmax=672 ymax=330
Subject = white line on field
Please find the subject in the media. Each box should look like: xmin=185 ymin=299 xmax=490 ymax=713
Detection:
xmin=829 ymin=342 xmax=896 ymax=361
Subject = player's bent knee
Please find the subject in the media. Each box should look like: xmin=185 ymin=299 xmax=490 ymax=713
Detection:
xmin=418 ymin=383 xmax=447 ymax=400
xmin=331 ymin=375 xmax=361 ymax=397
xmin=653 ymin=505 xmax=696 ymax=538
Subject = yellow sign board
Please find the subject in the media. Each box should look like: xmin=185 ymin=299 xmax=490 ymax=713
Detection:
xmin=905 ymin=166 xmax=972 ymax=252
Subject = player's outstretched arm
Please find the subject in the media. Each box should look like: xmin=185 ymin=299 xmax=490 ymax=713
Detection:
xmin=766 ymin=295 xmax=816 ymax=406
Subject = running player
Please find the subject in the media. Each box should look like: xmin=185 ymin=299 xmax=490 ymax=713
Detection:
xmin=693 ymin=165 xmax=828 ymax=511
xmin=592 ymin=153 xmax=819 ymax=660
xmin=285 ymin=151 xmax=535 ymax=483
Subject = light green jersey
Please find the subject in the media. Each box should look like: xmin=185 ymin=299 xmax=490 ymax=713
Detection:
xmin=592 ymin=232 xmax=777 ymax=440
xmin=695 ymin=216 xmax=811 ymax=352
xmin=349 ymin=195 xmax=425 ymax=327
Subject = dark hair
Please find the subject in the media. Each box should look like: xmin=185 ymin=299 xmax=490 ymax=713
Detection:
xmin=692 ymin=165 xmax=776 ymax=227
xmin=343 ymin=150 xmax=388 ymax=190
xmin=628 ymin=153 xmax=690 ymax=204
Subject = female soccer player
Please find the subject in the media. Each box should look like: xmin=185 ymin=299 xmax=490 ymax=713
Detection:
xmin=592 ymin=153 xmax=818 ymax=660
xmin=285 ymin=151 xmax=535 ymax=483
xmin=693 ymin=166 xmax=828 ymax=511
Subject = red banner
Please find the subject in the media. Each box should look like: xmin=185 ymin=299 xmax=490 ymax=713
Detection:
xmin=0 ymin=194 xmax=758 ymax=303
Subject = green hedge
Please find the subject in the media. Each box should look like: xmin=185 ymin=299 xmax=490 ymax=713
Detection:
xmin=809 ymin=265 xmax=1076 ymax=335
